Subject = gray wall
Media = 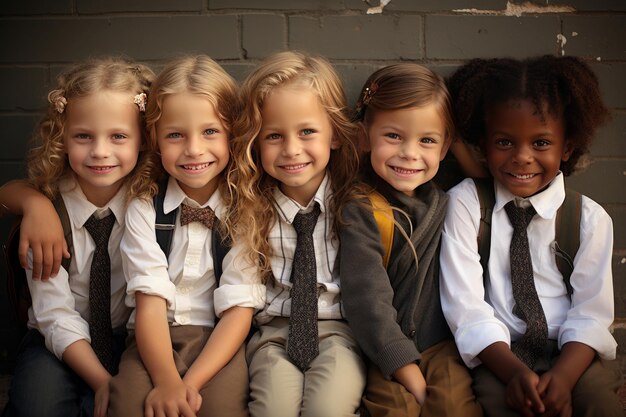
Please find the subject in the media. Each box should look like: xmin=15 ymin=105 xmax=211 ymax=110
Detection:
xmin=0 ymin=0 xmax=624 ymax=372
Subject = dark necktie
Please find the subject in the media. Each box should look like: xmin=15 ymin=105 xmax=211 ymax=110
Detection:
xmin=287 ymin=203 xmax=321 ymax=370
xmin=84 ymin=212 xmax=116 ymax=374
xmin=180 ymin=204 xmax=216 ymax=229
xmin=505 ymin=201 xmax=548 ymax=368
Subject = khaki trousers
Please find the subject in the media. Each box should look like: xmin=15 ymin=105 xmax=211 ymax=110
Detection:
xmin=108 ymin=325 xmax=249 ymax=417
xmin=246 ymin=317 xmax=366 ymax=417
xmin=362 ymin=339 xmax=483 ymax=417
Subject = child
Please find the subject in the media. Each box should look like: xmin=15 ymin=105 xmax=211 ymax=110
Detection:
xmin=3 ymin=57 xmax=155 ymax=417
xmin=230 ymin=51 xmax=366 ymax=417
xmin=107 ymin=55 xmax=265 ymax=417
xmin=440 ymin=56 xmax=623 ymax=417
xmin=340 ymin=63 xmax=483 ymax=417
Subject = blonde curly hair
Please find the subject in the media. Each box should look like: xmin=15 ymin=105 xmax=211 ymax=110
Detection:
xmin=27 ymin=57 xmax=156 ymax=201
xmin=228 ymin=51 xmax=363 ymax=282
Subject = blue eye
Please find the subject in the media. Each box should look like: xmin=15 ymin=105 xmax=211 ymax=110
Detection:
xmin=204 ymin=128 xmax=218 ymax=136
xmin=75 ymin=133 xmax=91 ymax=140
xmin=166 ymin=132 xmax=182 ymax=139
xmin=112 ymin=133 xmax=127 ymax=140
xmin=266 ymin=133 xmax=281 ymax=140
xmin=301 ymin=129 xmax=315 ymax=136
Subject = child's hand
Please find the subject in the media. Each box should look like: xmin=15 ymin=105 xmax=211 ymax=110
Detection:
xmin=144 ymin=380 xmax=202 ymax=417
xmin=93 ymin=377 xmax=111 ymax=417
xmin=20 ymin=199 xmax=69 ymax=281
xmin=536 ymin=370 xmax=573 ymax=417
xmin=392 ymin=362 xmax=427 ymax=405
xmin=506 ymin=368 xmax=544 ymax=417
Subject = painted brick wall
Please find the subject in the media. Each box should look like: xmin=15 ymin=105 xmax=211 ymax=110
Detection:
xmin=0 ymin=0 xmax=624 ymax=375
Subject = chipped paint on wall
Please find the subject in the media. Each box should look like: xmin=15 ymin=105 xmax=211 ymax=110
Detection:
xmin=453 ymin=1 xmax=575 ymax=16
xmin=366 ymin=0 xmax=391 ymax=15
xmin=557 ymin=33 xmax=567 ymax=56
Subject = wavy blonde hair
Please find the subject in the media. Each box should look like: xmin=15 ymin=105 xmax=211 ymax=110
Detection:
xmin=143 ymin=55 xmax=240 ymax=220
xmin=229 ymin=51 xmax=362 ymax=282
xmin=27 ymin=57 xmax=156 ymax=201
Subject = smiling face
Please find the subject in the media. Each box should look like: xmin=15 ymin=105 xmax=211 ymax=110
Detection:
xmin=483 ymin=99 xmax=571 ymax=198
xmin=258 ymin=84 xmax=338 ymax=206
xmin=156 ymin=93 xmax=230 ymax=205
xmin=366 ymin=103 xmax=449 ymax=197
xmin=64 ymin=91 xmax=142 ymax=207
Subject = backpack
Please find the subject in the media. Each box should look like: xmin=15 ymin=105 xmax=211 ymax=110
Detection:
xmin=153 ymin=183 xmax=231 ymax=283
xmin=472 ymin=177 xmax=581 ymax=295
xmin=3 ymin=197 xmax=73 ymax=333
xmin=368 ymin=191 xmax=395 ymax=269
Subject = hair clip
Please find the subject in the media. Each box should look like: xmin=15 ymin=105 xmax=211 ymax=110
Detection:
xmin=133 ymin=92 xmax=147 ymax=112
xmin=355 ymin=82 xmax=378 ymax=120
xmin=53 ymin=96 xmax=67 ymax=114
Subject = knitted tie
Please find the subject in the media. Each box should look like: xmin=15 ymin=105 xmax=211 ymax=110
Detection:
xmin=505 ymin=201 xmax=548 ymax=369
xmin=180 ymin=204 xmax=216 ymax=229
xmin=84 ymin=212 xmax=116 ymax=374
xmin=287 ymin=203 xmax=321 ymax=370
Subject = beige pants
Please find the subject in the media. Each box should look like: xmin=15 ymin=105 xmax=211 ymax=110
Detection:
xmin=108 ymin=326 xmax=249 ymax=417
xmin=362 ymin=339 xmax=483 ymax=417
xmin=246 ymin=317 xmax=366 ymax=417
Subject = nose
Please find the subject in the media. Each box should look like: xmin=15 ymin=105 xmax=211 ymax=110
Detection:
xmin=90 ymin=138 xmax=111 ymax=158
xmin=512 ymin=144 xmax=534 ymax=164
xmin=281 ymin=136 xmax=301 ymax=158
xmin=184 ymin=134 xmax=205 ymax=157
xmin=399 ymin=139 xmax=419 ymax=160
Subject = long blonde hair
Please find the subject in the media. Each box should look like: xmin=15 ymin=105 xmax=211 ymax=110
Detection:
xmin=27 ymin=57 xmax=155 ymax=200
xmin=229 ymin=51 xmax=362 ymax=281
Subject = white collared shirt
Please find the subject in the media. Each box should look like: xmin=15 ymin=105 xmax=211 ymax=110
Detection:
xmin=255 ymin=174 xmax=343 ymax=324
xmin=122 ymin=177 xmax=265 ymax=328
xmin=440 ymin=174 xmax=617 ymax=368
xmin=26 ymin=177 xmax=130 ymax=360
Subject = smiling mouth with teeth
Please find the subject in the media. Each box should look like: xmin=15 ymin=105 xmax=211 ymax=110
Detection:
xmin=281 ymin=163 xmax=309 ymax=171
xmin=391 ymin=166 xmax=420 ymax=174
xmin=89 ymin=166 xmax=115 ymax=171
xmin=181 ymin=162 xmax=212 ymax=170
xmin=510 ymin=173 xmax=536 ymax=179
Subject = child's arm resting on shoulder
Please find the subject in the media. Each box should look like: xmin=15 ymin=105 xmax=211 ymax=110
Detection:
xmin=62 ymin=340 xmax=112 ymax=417
xmin=183 ymin=306 xmax=253 ymax=390
xmin=0 ymin=179 xmax=69 ymax=280
xmin=478 ymin=341 xmax=544 ymax=417
xmin=135 ymin=293 xmax=201 ymax=417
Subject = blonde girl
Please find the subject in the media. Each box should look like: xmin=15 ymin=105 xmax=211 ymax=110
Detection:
xmin=3 ymin=57 xmax=154 ymax=417
xmin=108 ymin=55 xmax=265 ymax=417
xmin=230 ymin=51 xmax=366 ymax=417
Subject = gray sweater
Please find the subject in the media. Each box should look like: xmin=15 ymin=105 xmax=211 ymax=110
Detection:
xmin=340 ymin=180 xmax=451 ymax=378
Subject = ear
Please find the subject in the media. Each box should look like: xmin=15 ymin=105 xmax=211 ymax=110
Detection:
xmin=561 ymin=140 xmax=573 ymax=162
xmin=357 ymin=122 xmax=370 ymax=152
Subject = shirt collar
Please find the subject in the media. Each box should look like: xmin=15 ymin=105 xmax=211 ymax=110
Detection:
xmin=272 ymin=173 xmax=330 ymax=224
xmin=59 ymin=175 xmax=127 ymax=228
xmin=163 ymin=176 xmax=225 ymax=219
xmin=494 ymin=172 xmax=565 ymax=219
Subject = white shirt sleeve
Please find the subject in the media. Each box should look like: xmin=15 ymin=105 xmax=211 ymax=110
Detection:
xmin=26 ymin=254 xmax=90 ymax=360
xmin=121 ymin=198 xmax=176 ymax=307
xmin=439 ymin=179 xmax=511 ymax=368
xmin=213 ymin=241 xmax=266 ymax=317
xmin=558 ymin=196 xmax=617 ymax=359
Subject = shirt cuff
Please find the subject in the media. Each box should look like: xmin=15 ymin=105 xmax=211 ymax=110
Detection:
xmin=214 ymin=284 xmax=266 ymax=317
xmin=456 ymin=321 xmax=510 ymax=368
xmin=48 ymin=318 xmax=90 ymax=360
xmin=126 ymin=276 xmax=176 ymax=308
xmin=559 ymin=319 xmax=617 ymax=360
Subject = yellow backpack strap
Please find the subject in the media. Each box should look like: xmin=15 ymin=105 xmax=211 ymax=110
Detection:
xmin=368 ymin=191 xmax=395 ymax=268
